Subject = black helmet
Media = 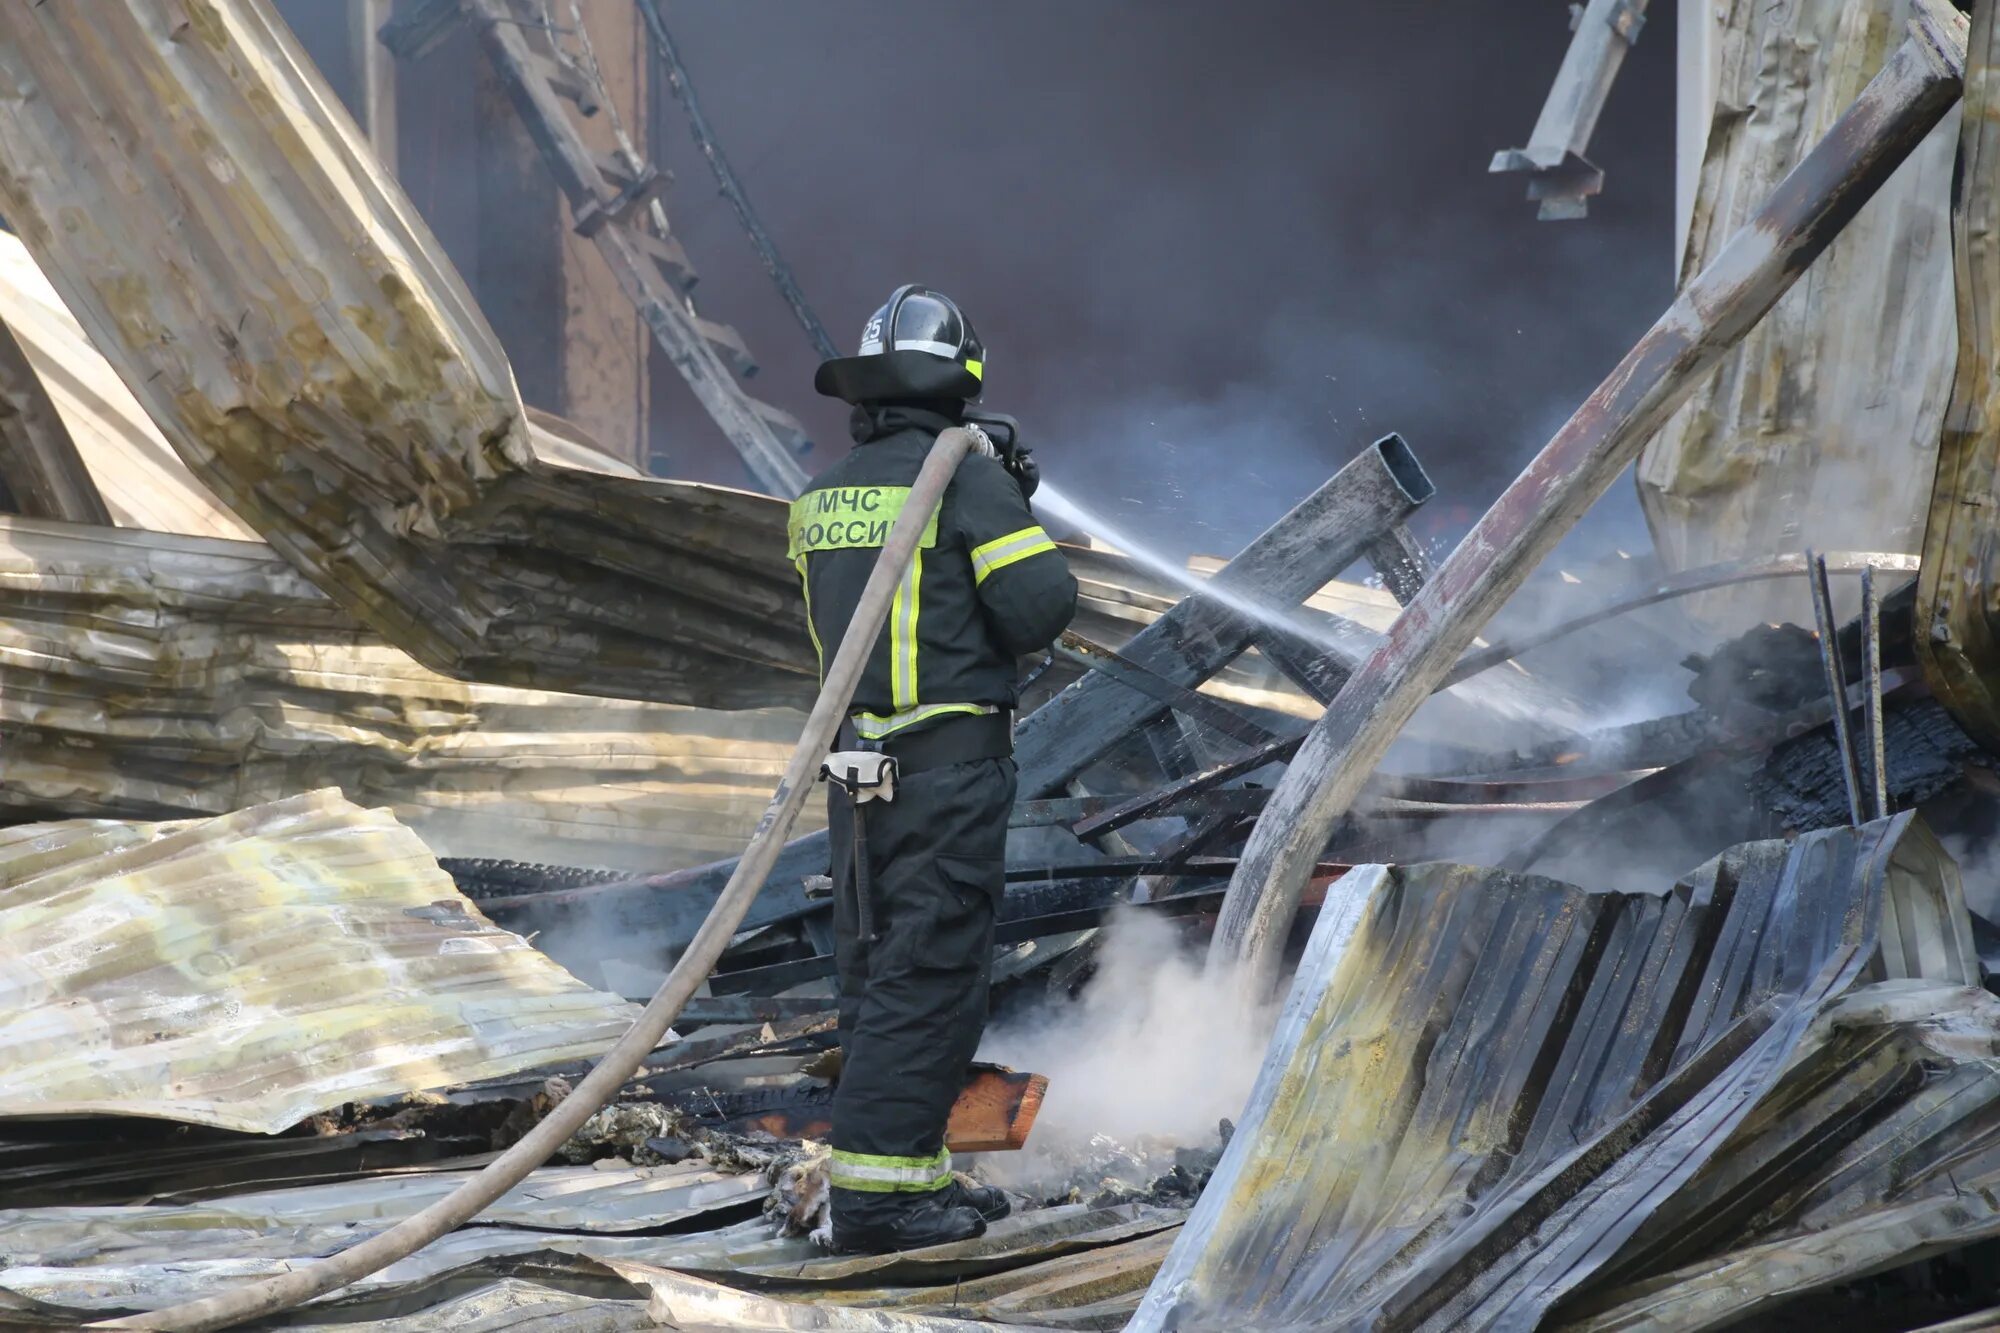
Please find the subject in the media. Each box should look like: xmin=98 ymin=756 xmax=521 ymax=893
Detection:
xmin=814 ymin=285 xmax=985 ymax=405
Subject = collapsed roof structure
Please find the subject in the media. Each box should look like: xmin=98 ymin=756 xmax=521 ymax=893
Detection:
xmin=5 ymin=0 xmax=2000 ymax=1329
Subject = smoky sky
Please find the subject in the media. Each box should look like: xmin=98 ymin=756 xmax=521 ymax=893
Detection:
xmin=639 ymin=1 xmax=1680 ymax=560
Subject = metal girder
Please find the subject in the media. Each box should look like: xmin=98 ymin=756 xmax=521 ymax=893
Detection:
xmin=1490 ymin=0 xmax=1651 ymax=219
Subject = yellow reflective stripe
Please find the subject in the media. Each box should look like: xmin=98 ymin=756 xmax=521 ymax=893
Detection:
xmin=787 ymin=485 xmax=939 ymax=558
xmin=829 ymin=1146 xmax=952 ymax=1193
xmin=970 ymin=525 xmax=1056 ymax=585
xmin=964 ymin=358 xmax=983 ymax=380
xmin=889 ymin=548 xmax=922 ymax=708
xmin=794 ymin=555 xmax=824 ymax=683
xmin=851 ymin=702 xmax=995 ymax=740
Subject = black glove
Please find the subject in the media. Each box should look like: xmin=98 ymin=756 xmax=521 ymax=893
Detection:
xmin=1004 ymin=445 xmax=1040 ymax=500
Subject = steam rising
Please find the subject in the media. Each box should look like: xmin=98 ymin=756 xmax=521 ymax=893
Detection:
xmin=976 ymin=910 xmax=1279 ymax=1187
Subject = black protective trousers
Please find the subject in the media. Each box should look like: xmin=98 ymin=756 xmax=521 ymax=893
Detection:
xmin=825 ymin=754 xmax=1015 ymax=1218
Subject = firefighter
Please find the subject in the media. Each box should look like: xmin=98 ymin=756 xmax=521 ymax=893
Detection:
xmin=795 ymin=286 xmax=1078 ymax=1253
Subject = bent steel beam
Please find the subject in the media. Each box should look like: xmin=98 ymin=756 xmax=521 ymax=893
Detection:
xmin=1211 ymin=7 xmax=1971 ymax=993
xmin=1014 ymin=432 xmax=1433 ymax=798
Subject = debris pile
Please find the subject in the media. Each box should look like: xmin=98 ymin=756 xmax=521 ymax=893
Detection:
xmin=3 ymin=1 xmax=2000 ymax=1330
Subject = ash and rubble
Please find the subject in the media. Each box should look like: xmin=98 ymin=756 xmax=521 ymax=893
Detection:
xmin=5 ymin=1 xmax=2000 ymax=1331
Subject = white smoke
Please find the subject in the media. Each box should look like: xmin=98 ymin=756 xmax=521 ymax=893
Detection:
xmin=975 ymin=908 xmax=1279 ymax=1189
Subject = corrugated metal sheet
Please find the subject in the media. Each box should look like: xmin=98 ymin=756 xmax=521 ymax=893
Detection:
xmin=1554 ymin=981 xmax=2000 ymax=1330
xmin=0 ymin=1162 xmax=766 ymax=1260
xmin=0 ymin=0 xmax=815 ymax=709
xmin=0 ymin=514 xmax=823 ymax=871
xmin=0 ymin=1185 xmax=1167 ymax=1325
xmin=0 ymin=790 xmax=639 ymax=1132
xmin=1918 ymin=0 xmax=2000 ymax=753
xmin=0 ymin=229 xmax=640 ymax=537
xmin=1132 ymin=812 xmax=1980 ymax=1332
xmin=1636 ymin=0 xmax=1958 ymax=634
xmin=0 ymin=230 xmax=255 ymax=541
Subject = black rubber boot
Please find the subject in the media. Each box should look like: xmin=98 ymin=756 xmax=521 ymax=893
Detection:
xmin=831 ymin=1193 xmax=987 ymax=1254
xmin=944 ymin=1178 xmax=1012 ymax=1222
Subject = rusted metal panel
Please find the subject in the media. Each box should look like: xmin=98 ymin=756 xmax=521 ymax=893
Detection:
xmin=0 ymin=0 xmax=815 ymax=707
xmin=1919 ymin=0 xmax=2000 ymax=753
xmin=1639 ymin=0 xmax=1960 ymax=635
xmin=1138 ymin=814 xmax=1976 ymax=1331
xmin=0 ymin=790 xmax=639 ymax=1133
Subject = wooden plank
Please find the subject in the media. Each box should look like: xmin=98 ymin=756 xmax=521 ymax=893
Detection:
xmin=1014 ymin=433 xmax=1433 ymax=799
xmin=1055 ymin=629 xmax=1279 ymax=750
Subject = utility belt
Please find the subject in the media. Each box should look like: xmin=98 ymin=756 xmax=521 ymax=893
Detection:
xmin=838 ymin=707 xmax=1013 ymax=776
xmin=814 ymin=708 xmax=1013 ymax=918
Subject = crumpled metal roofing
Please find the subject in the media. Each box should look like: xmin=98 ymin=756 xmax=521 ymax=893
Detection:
xmin=1636 ymin=0 xmax=1958 ymax=636
xmin=0 ymin=789 xmax=639 ymax=1132
xmin=0 ymin=231 xmax=637 ymax=542
xmin=1133 ymin=812 xmax=1981 ymax=1332
xmin=0 ymin=230 xmax=255 ymax=542
xmin=0 ymin=513 xmax=822 ymax=870
xmin=0 ymin=0 xmax=815 ymax=709
xmin=0 ymin=1183 xmax=1174 ymax=1326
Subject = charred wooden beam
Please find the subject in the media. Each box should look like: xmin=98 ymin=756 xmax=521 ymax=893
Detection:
xmin=377 ymin=0 xmax=466 ymax=62
xmin=1862 ymin=564 xmax=1890 ymax=820
xmin=1807 ymin=549 xmax=1866 ymax=826
xmin=1362 ymin=522 xmax=1436 ymax=605
xmin=1259 ymin=520 xmax=1431 ymax=703
xmin=673 ymin=996 xmax=837 ymax=1028
xmin=1211 ymin=7 xmax=1971 ymax=990
xmin=1055 ymin=629 xmax=1279 ymax=750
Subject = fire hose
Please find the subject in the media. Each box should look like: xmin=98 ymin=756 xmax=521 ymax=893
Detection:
xmin=98 ymin=428 xmax=980 ymax=1332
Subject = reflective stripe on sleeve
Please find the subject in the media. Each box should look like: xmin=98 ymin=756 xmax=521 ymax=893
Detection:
xmin=851 ymin=702 xmax=996 ymax=741
xmin=829 ymin=1146 xmax=953 ymax=1193
xmin=970 ymin=525 xmax=1056 ymax=585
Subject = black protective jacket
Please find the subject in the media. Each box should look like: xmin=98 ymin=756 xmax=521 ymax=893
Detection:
xmin=789 ymin=405 xmax=1077 ymax=740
